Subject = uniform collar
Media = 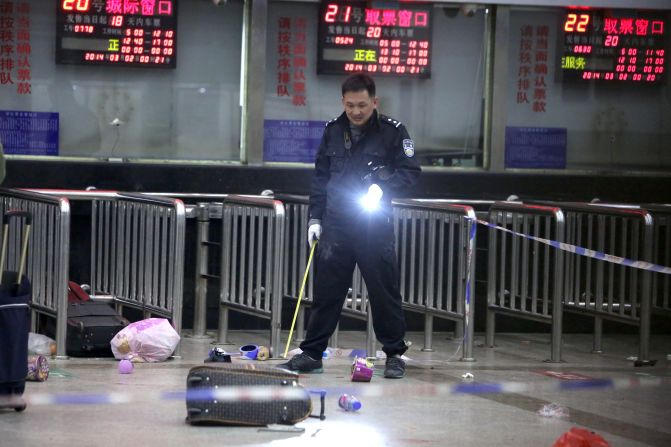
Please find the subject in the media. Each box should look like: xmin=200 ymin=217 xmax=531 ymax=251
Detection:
xmin=337 ymin=109 xmax=381 ymax=131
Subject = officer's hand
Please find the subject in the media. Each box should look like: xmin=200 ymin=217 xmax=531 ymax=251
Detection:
xmin=308 ymin=223 xmax=322 ymax=247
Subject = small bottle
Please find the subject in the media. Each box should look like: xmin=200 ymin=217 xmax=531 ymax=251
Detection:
xmin=338 ymin=394 xmax=362 ymax=412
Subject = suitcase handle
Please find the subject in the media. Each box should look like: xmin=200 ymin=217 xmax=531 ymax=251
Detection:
xmin=0 ymin=210 xmax=32 ymax=287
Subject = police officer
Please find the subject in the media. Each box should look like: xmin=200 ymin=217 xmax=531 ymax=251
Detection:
xmin=280 ymin=74 xmax=421 ymax=378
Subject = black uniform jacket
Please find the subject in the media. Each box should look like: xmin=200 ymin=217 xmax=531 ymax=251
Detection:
xmin=309 ymin=110 xmax=421 ymax=223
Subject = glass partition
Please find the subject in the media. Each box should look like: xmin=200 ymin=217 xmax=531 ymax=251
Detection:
xmin=0 ymin=0 xmax=243 ymax=161
xmin=264 ymin=1 xmax=487 ymax=167
xmin=506 ymin=8 xmax=671 ymax=171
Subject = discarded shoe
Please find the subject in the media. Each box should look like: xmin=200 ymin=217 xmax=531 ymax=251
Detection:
xmin=278 ymin=352 xmax=323 ymax=373
xmin=204 ymin=347 xmax=231 ymax=363
xmin=384 ymin=356 xmax=406 ymax=379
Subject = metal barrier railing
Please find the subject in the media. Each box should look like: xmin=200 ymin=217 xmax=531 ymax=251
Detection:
xmin=217 ymin=195 xmax=285 ymax=356
xmin=486 ymin=202 xmax=565 ymax=362
xmin=645 ymin=204 xmax=671 ymax=318
xmin=564 ymin=202 xmax=669 ymax=320
xmin=20 ymin=189 xmax=186 ymax=357
xmin=550 ymin=202 xmax=654 ymax=363
xmin=90 ymin=193 xmax=186 ymax=332
xmin=0 ymin=188 xmax=70 ymax=357
xmin=278 ymin=195 xmax=478 ymax=360
xmin=394 ymin=199 xmax=477 ymax=360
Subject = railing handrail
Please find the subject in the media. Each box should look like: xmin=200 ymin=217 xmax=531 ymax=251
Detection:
xmin=22 ymin=188 xmax=119 ymax=199
xmin=113 ymin=192 xmax=185 ymax=208
xmin=273 ymin=194 xmax=309 ymax=205
xmin=489 ymin=201 xmax=563 ymax=219
xmin=141 ymin=192 xmax=230 ymax=200
xmin=22 ymin=188 xmax=183 ymax=207
xmin=225 ymin=195 xmax=285 ymax=216
xmin=1 ymin=187 xmax=68 ymax=206
xmin=392 ymin=199 xmax=476 ymax=218
xmin=552 ymin=202 xmax=671 ymax=215
xmin=416 ymin=198 xmax=498 ymax=206
xmin=530 ymin=200 xmax=654 ymax=220
xmin=641 ymin=204 xmax=671 ymax=214
xmin=274 ymin=196 xmax=498 ymax=210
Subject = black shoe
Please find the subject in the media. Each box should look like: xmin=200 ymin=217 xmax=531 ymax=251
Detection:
xmin=204 ymin=347 xmax=231 ymax=363
xmin=384 ymin=356 xmax=406 ymax=379
xmin=278 ymin=352 xmax=323 ymax=373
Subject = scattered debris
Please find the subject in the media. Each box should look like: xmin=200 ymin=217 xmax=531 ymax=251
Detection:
xmin=118 ymin=359 xmax=134 ymax=374
xmin=538 ymin=402 xmax=570 ymax=419
xmin=258 ymin=424 xmax=305 ymax=433
xmin=351 ymin=357 xmax=374 ymax=382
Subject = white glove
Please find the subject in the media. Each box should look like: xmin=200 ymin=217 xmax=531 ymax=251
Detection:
xmin=307 ymin=223 xmax=322 ymax=247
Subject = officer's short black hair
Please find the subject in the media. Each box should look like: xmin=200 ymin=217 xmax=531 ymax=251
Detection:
xmin=342 ymin=73 xmax=376 ymax=97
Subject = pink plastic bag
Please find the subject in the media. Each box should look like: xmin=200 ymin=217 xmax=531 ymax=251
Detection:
xmin=111 ymin=318 xmax=180 ymax=362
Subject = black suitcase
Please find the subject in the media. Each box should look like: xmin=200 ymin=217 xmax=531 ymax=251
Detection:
xmin=66 ymin=301 xmax=128 ymax=357
xmin=186 ymin=364 xmax=314 ymax=426
xmin=0 ymin=210 xmax=32 ymax=412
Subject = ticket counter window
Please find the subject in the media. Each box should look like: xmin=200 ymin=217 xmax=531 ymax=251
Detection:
xmin=506 ymin=8 xmax=671 ymax=172
xmin=264 ymin=2 xmax=487 ymax=168
xmin=0 ymin=0 xmax=243 ymax=162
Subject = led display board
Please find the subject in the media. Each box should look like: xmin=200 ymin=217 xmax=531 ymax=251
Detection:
xmin=56 ymin=0 xmax=177 ymax=68
xmin=561 ymin=9 xmax=666 ymax=83
xmin=317 ymin=1 xmax=433 ymax=78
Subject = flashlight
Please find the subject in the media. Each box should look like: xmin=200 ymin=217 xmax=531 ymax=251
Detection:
xmin=360 ymin=183 xmax=383 ymax=212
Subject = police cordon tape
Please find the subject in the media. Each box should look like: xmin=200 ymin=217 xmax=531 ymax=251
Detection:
xmin=2 ymin=376 xmax=668 ymax=407
xmin=474 ymin=219 xmax=671 ymax=275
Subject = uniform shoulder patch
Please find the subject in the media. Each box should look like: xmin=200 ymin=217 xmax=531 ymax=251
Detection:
xmin=380 ymin=114 xmax=402 ymax=128
xmin=402 ymin=139 xmax=415 ymax=157
xmin=325 ymin=117 xmax=338 ymax=127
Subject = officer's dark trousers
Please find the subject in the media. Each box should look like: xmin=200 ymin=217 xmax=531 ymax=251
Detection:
xmin=299 ymin=214 xmax=407 ymax=359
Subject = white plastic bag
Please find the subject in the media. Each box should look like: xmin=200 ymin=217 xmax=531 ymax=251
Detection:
xmin=28 ymin=332 xmax=56 ymax=356
xmin=111 ymin=318 xmax=180 ymax=362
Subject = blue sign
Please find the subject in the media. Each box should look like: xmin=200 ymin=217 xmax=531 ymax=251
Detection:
xmin=0 ymin=110 xmax=59 ymax=156
xmin=505 ymin=127 xmax=566 ymax=169
xmin=263 ymin=120 xmax=325 ymax=163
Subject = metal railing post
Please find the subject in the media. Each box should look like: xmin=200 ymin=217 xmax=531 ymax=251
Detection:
xmin=192 ymin=203 xmax=210 ymax=338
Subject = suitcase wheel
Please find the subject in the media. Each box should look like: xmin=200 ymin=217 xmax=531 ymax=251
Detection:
xmin=187 ymin=407 xmax=202 ymax=418
xmin=1 ymin=396 xmax=27 ymax=412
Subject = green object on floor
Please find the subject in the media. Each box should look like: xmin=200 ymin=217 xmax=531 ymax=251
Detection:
xmin=47 ymin=368 xmax=75 ymax=378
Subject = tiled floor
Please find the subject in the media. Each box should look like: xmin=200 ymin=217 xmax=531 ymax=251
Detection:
xmin=1 ymin=330 xmax=670 ymax=447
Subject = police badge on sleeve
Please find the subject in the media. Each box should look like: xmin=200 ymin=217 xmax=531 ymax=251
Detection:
xmin=402 ymin=139 xmax=415 ymax=157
